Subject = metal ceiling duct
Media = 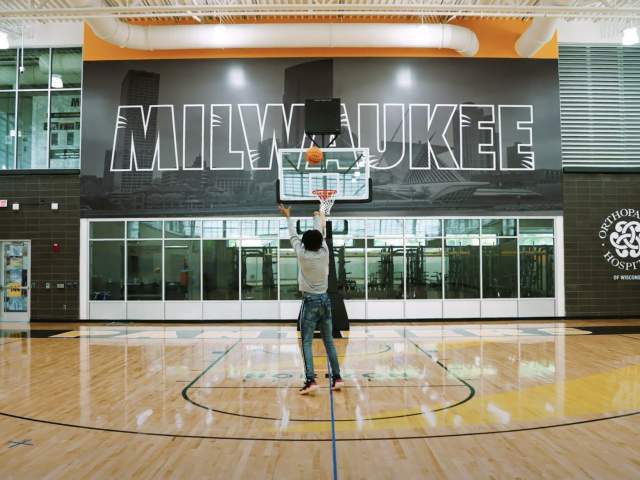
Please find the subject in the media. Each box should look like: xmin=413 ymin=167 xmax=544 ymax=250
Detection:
xmin=515 ymin=1 xmax=570 ymax=58
xmin=515 ymin=17 xmax=560 ymax=57
xmin=68 ymin=1 xmax=479 ymax=56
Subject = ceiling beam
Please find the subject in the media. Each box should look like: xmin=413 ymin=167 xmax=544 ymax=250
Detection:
xmin=0 ymin=3 xmax=639 ymax=22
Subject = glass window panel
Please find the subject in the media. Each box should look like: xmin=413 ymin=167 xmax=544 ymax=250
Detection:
xmin=405 ymin=219 xmax=442 ymax=237
xmin=520 ymin=237 xmax=555 ymax=298
xmin=49 ymin=91 xmax=80 ymax=169
xmin=279 ymin=240 xmax=301 ymax=300
xmin=90 ymin=241 xmax=124 ymax=300
xmin=406 ymin=238 xmax=442 ymax=299
xmin=203 ymin=220 xmax=224 ymax=238
xmin=519 ymin=219 xmax=554 ymax=235
xmin=0 ymin=92 xmax=15 ymax=170
xmin=203 ymin=220 xmax=241 ymax=239
xmin=333 ymin=236 xmax=366 ymax=300
xmin=367 ymin=219 xmax=403 ymax=237
xmin=344 ymin=219 xmax=365 ymax=237
xmin=243 ymin=219 xmax=278 ymax=238
xmin=0 ymin=50 xmax=17 ymax=90
xmin=224 ymin=220 xmax=242 ymax=238
xmin=445 ymin=219 xmax=480 ymax=236
xmin=16 ymin=91 xmax=48 ymax=169
xmin=281 ymin=218 xmax=352 ymax=238
xmin=241 ymin=239 xmax=277 ymax=300
xmin=90 ymin=222 xmax=124 ymax=239
xmin=51 ymin=48 xmax=82 ymax=89
xmin=279 ymin=218 xmax=351 ymax=238
xmin=296 ymin=219 xmax=315 ymax=236
xmin=482 ymin=218 xmax=516 ymax=237
xmin=327 ymin=220 xmax=349 ymax=235
xmin=164 ymin=240 xmax=201 ymax=300
xmin=164 ymin=220 xmax=201 ymax=238
xmin=482 ymin=238 xmax=517 ymax=298
xmin=127 ymin=221 xmax=163 ymax=239
xmin=203 ymin=240 xmax=239 ymax=300
xmin=19 ymin=48 xmax=50 ymax=89
xmin=367 ymin=238 xmax=404 ymax=299
xmin=127 ymin=240 xmax=162 ymax=300
xmin=444 ymin=238 xmax=480 ymax=298
xmin=279 ymin=219 xmax=294 ymax=239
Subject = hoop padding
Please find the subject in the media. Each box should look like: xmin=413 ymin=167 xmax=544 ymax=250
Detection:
xmin=312 ymin=189 xmax=337 ymax=216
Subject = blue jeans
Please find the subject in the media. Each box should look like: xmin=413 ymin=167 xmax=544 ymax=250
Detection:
xmin=299 ymin=292 xmax=341 ymax=381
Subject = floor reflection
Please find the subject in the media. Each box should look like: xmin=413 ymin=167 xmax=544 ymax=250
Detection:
xmin=0 ymin=322 xmax=639 ymax=440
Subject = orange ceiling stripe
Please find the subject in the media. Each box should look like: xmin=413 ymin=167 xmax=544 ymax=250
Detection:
xmin=83 ymin=18 xmax=557 ymax=61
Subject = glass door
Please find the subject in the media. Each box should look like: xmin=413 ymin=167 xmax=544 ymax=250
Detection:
xmin=1 ymin=241 xmax=30 ymax=322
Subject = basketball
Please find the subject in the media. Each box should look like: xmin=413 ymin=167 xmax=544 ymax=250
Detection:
xmin=306 ymin=146 xmax=323 ymax=165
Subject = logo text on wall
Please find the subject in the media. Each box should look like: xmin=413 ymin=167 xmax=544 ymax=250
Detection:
xmin=599 ymin=208 xmax=640 ymax=280
xmin=109 ymin=103 xmax=535 ymax=173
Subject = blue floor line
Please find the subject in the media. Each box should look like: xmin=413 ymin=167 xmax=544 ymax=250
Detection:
xmin=327 ymin=360 xmax=339 ymax=480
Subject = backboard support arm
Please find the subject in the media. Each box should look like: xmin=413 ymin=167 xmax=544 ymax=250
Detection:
xmin=307 ymin=133 xmax=339 ymax=149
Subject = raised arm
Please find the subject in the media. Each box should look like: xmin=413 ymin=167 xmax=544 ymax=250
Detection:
xmin=278 ymin=204 xmax=304 ymax=255
xmin=313 ymin=210 xmax=329 ymax=253
xmin=313 ymin=210 xmax=326 ymax=237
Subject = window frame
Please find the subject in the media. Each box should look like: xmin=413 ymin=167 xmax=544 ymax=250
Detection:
xmin=0 ymin=47 xmax=82 ymax=170
xmin=87 ymin=216 xmax=559 ymax=305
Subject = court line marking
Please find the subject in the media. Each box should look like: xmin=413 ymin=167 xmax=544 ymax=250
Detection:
xmin=327 ymin=359 xmax=338 ymax=480
xmin=183 ymin=384 xmax=468 ymax=389
xmin=0 ymin=335 xmax=637 ymax=442
xmin=13 ymin=324 xmax=640 ymax=341
xmin=409 ymin=340 xmax=476 ymax=397
xmin=1 ymin=332 xmax=639 ymax=441
xmin=181 ymin=343 xmax=475 ymax=422
xmin=260 ymin=344 xmax=393 ymax=358
xmin=180 ymin=340 xmax=240 ymax=405
xmin=1 ymin=406 xmax=639 ymax=443
xmin=7 ymin=439 xmax=33 ymax=448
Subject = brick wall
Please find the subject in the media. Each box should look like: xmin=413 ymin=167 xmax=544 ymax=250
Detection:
xmin=564 ymin=172 xmax=640 ymax=317
xmin=0 ymin=172 xmax=80 ymax=321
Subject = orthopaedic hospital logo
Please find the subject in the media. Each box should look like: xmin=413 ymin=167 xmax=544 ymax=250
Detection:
xmin=599 ymin=208 xmax=640 ymax=275
xmin=610 ymin=222 xmax=640 ymax=259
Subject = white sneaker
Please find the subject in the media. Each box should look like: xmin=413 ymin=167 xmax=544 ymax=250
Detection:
xmin=331 ymin=377 xmax=344 ymax=391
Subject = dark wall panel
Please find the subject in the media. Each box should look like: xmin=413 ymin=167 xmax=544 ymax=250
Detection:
xmin=81 ymin=57 xmax=562 ymax=217
xmin=564 ymin=172 xmax=640 ymax=317
xmin=0 ymin=172 xmax=80 ymax=321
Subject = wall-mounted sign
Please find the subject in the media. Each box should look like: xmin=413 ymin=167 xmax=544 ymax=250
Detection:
xmin=7 ymin=283 xmax=22 ymax=298
xmin=81 ymin=57 xmax=562 ymax=217
xmin=599 ymin=208 xmax=640 ymax=280
xmin=0 ymin=200 xmax=7 ymax=208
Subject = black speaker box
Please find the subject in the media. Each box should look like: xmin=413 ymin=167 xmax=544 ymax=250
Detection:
xmin=304 ymin=98 xmax=341 ymax=136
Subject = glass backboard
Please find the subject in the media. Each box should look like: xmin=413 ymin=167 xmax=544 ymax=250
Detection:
xmin=276 ymin=147 xmax=371 ymax=203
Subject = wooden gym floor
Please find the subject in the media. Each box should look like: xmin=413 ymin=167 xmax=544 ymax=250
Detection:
xmin=0 ymin=320 xmax=639 ymax=479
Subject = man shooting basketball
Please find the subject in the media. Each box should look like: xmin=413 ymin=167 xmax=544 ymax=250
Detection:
xmin=278 ymin=204 xmax=344 ymax=395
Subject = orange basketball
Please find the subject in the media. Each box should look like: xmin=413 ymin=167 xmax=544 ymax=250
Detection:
xmin=306 ymin=146 xmax=323 ymax=165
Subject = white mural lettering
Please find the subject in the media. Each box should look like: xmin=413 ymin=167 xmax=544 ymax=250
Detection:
xmin=110 ymin=102 xmax=536 ymax=172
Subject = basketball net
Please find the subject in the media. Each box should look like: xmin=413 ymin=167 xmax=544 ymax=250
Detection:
xmin=312 ymin=189 xmax=337 ymax=216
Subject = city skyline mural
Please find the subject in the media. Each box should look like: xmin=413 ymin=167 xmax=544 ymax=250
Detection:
xmin=81 ymin=57 xmax=562 ymax=217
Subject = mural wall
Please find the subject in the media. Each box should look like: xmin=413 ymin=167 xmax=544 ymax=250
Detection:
xmin=80 ymin=57 xmax=562 ymax=217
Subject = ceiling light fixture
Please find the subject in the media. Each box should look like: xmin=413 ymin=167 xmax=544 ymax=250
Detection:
xmin=51 ymin=74 xmax=64 ymax=89
xmin=622 ymin=27 xmax=639 ymax=46
xmin=0 ymin=32 xmax=9 ymax=50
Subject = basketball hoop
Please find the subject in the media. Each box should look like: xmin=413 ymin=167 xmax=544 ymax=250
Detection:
xmin=312 ymin=189 xmax=337 ymax=216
